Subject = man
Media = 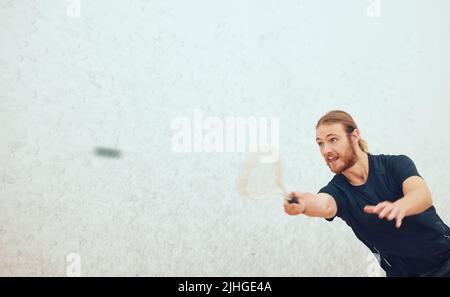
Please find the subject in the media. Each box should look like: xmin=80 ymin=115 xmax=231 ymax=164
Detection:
xmin=284 ymin=110 xmax=450 ymax=277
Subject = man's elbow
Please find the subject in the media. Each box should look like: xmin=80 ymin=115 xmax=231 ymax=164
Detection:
xmin=324 ymin=197 xmax=337 ymax=219
xmin=426 ymin=188 xmax=433 ymax=207
xmin=418 ymin=186 xmax=433 ymax=210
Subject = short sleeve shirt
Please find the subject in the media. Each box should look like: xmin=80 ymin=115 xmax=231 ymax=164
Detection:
xmin=319 ymin=154 xmax=450 ymax=276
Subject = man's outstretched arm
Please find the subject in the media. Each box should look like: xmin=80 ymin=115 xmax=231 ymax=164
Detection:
xmin=364 ymin=176 xmax=433 ymax=228
xmin=284 ymin=192 xmax=337 ymax=219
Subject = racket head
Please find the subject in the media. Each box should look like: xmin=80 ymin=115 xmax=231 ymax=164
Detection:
xmin=237 ymin=146 xmax=295 ymax=202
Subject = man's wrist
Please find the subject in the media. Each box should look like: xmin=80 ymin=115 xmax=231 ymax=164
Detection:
xmin=396 ymin=196 xmax=411 ymax=217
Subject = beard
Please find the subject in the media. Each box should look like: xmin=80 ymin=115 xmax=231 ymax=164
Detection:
xmin=327 ymin=144 xmax=358 ymax=174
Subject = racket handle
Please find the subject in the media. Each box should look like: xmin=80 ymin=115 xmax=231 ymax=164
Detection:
xmin=288 ymin=195 xmax=299 ymax=204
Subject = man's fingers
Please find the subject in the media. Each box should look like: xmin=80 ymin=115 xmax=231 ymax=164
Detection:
xmin=364 ymin=201 xmax=406 ymax=228
xmin=284 ymin=199 xmax=304 ymax=215
xmin=284 ymin=204 xmax=294 ymax=215
xmin=364 ymin=205 xmax=376 ymax=213
xmin=291 ymin=203 xmax=303 ymax=211
xmin=396 ymin=213 xmax=405 ymax=228
xmin=284 ymin=200 xmax=292 ymax=210
xmin=387 ymin=208 xmax=399 ymax=221
xmin=378 ymin=204 xmax=393 ymax=219
xmin=373 ymin=201 xmax=389 ymax=214
xmin=365 ymin=201 xmax=392 ymax=215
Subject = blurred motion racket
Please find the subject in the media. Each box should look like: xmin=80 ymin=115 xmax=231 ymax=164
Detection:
xmin=237 ymin=148 xmax=298 ymax=204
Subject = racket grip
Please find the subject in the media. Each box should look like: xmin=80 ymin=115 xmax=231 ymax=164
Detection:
xmin=288 ymin=195 xmax=299 ymax=204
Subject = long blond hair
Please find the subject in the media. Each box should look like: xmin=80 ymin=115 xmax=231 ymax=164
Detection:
xmin=316 ymin=110 xmax=369 ymax=153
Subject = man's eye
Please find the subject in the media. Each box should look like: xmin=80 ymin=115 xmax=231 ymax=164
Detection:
xmin=317 ymin=142 xmax=323 ymax=147
xmin=330 ymin=138 xmax=337 ymax=143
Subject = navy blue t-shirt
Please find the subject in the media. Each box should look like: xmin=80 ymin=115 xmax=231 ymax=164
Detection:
xmin=319 ymin=153 xmax=450 ymax=277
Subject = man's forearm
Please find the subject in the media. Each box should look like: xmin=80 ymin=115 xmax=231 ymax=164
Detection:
xmin=398 ymin=187 xmax=432 ymax=217
xmin=301 ymin=193 xmax=332 ymax=218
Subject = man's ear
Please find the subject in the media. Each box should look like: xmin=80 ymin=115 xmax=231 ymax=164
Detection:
xmin=351 ymin=128 xmax=360 ymax=144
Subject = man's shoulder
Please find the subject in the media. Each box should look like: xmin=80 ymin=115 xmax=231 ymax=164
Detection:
xmin=369 ymin=153 xmax=391 ymax=160
xmin=370 ymin=153 xmax=411 ymax=160
xmin=370 ymin=153 xmax=414 ymax=166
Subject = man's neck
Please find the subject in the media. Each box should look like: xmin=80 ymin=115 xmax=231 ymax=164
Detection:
xmin=343 ymin=151 xmax=369 ymax=186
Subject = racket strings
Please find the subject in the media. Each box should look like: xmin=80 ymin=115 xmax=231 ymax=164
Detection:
xmin=238 ymin=152 xmax=290 ymax=201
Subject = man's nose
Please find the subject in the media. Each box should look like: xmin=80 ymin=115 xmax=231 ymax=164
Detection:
xmin=322 ymin=144 xmax=332 ymax=155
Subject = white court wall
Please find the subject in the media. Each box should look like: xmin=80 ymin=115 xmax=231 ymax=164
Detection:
xmin=1 ymin=0 xmax=449 ymax=276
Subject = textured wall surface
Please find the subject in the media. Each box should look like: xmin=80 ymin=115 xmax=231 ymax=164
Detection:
xmin=1 ymin=0 xmax=450 ymax=276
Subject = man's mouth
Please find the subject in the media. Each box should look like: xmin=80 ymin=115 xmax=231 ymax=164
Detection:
xmin=327 ymin=156 xmax=339 ymax=164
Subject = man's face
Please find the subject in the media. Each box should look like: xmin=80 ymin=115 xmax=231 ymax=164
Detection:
xmin=316 ymin=123 xmax=357 ymax=174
